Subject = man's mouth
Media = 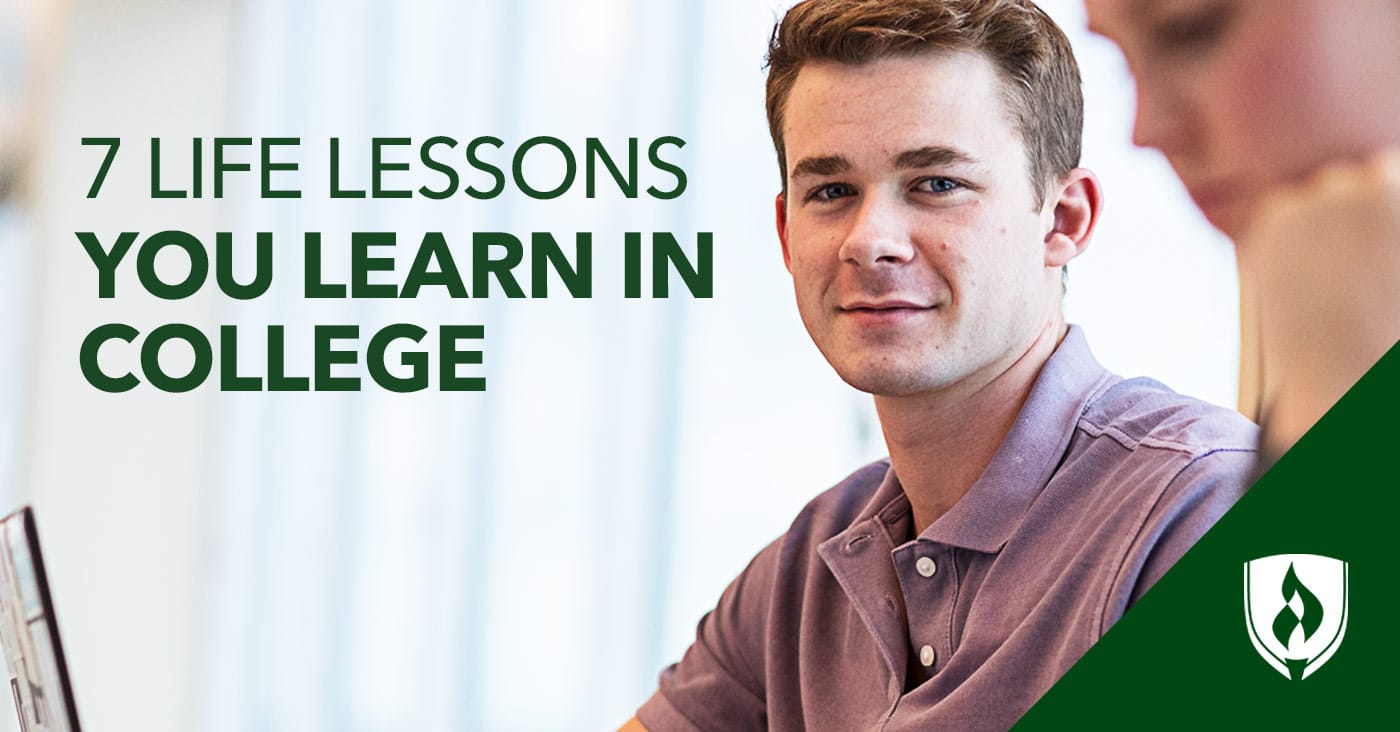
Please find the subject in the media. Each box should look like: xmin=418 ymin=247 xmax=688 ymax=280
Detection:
xmin=1184 ymin=180 xmax=1250 ymax=233
xmin=840 ymin=298 xmax=934 ymax=311
xmin=838 ymin=300 xmax=937 ymax=324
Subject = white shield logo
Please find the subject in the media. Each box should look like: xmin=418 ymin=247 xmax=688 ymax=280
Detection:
xmin=1243 ymin=553 xmax=1348 ymax=680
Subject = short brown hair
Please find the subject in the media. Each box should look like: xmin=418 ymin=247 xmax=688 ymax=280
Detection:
xmin=765 ymin=0 xmax=1082 ymax=205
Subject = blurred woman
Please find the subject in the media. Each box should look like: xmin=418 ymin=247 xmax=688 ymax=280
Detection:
xmin=1085 ymin=0 xmax=1400 ymax=465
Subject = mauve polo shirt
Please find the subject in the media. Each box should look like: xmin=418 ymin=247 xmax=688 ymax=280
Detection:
xmin=638 ymin=326 xmax=1258 ymax=731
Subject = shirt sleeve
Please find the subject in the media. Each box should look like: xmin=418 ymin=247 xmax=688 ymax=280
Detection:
xmin=1107 ymin=447 xmax=1257 ymax=625
xmin=636 ymin=535 xmax=783 ymax=732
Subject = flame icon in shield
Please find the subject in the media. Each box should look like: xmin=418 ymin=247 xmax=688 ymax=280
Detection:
xmin=1244 ymin=554 xmax=1348 ymax=680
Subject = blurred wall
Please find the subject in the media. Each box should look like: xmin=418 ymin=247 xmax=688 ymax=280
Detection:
xmin=23 ymin=1 xmax=231 ymax=731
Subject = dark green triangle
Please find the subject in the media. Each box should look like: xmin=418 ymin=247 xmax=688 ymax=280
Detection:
xmin=1016 ymin=340 xmax=1400 ymax=729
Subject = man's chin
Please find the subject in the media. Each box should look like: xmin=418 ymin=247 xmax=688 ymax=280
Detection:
xmin=834 ymin=365 xmax=952 ymax=397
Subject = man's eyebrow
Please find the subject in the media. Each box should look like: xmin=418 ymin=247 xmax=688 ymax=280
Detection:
xmin=790 ymin=155 xmax=850 ymax=180
xmin=1129 ymin=0 xmax=1160 ymax=16
xmin=1089 ymin=0 xmax=1155 ymax=35
xmin=893 ymin=146 xmax=978 ymax=170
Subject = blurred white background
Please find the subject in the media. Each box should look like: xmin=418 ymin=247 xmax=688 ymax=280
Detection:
xmin=0 ymin=0 xmax=1237 ymax=730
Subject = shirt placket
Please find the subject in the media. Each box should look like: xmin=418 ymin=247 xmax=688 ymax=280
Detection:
xmin=892 ymin=539 xmax=957 ymax=689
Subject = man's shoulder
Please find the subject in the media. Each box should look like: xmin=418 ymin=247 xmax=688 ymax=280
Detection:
xmin=780 ymin=458 xmax=896 ymax=549
xmin=1078 ymin=375 xmax=1259 ymax=459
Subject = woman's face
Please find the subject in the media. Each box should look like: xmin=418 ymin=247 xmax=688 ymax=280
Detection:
xmin=1086 ymin=0 xmax=1400 ymax=238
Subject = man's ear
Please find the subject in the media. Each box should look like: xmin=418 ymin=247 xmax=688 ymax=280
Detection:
xmin=775 ymin=192 xmax=792 ymax=271
xmin=1043 ymin=168 xmax=1103 ymax=267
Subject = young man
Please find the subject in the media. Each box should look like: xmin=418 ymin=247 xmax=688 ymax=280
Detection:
xmin=628 ymin=1 xmax=1256 ymax=729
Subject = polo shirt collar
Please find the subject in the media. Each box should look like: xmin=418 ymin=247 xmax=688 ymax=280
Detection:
xmin=814 ymin=326 xmax=1116 ymax=682
xmin=920 ymin=325 xmax=1116 ymax=552
xmin=814 ymin=465 xmax=913 ymax=686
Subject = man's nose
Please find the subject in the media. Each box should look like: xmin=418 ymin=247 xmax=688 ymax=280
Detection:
xmin=1131 ymin=71 xmax=1190 ymax=154
xmin=838 ymin=193 xmax=916 ymax=267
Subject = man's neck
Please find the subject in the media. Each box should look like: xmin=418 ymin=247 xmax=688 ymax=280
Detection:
xmin=876 ymin=320 xmax=1068 ymax=536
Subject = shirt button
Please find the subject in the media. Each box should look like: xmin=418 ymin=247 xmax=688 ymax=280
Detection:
xmin=919 ymin=644 xmax=936 ymax=667
xmin=916 ymin=556 xmax=937 ymax=577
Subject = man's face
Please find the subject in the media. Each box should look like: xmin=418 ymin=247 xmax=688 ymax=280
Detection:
xmin=1086 ymin=0 xmax=1400 ymax=238
xmin=777 ymin=50 xmax=1061 ymax=398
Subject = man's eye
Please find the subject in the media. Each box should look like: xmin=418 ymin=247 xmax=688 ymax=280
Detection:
xmin=808 ymin=182 xmax=856 ymax=202
xmin=917 ymin=177 xmax=961 ymax=194
xmin=1152 ymin=3 xmax=1234 ymax=51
